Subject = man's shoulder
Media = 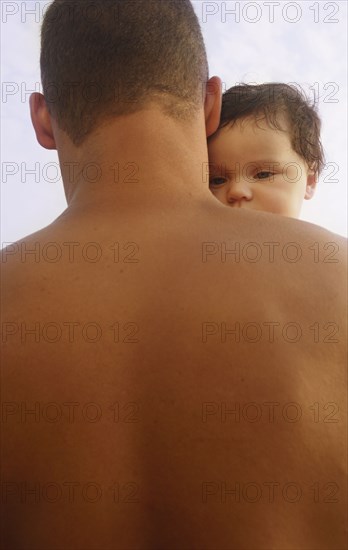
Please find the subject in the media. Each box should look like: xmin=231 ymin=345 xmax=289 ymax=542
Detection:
xmin=197 ymin=208 xmax=347 ymax=279
xmin=1 ymin=209 xmax=347 ymax=287
xmin=1 ymin=225 xmax=57 ymax=267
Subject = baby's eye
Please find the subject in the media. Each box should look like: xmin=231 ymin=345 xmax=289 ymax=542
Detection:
xmin=255 ymin=171 xmax=275 ymax=180
xmin=209 ymin=177 xmax=227 ymax=186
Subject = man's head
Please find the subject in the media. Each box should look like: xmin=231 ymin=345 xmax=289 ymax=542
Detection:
xmin=208 ymin=83 xmax=324 ymax=218
xmin=31 ymin=0 xmax=220 ymax=149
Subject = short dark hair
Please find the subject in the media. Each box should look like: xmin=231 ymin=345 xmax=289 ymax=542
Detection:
xmin=214 ymin=83 xmax=324 ymax=175
xmin=40 ymin=0 xmax=209 ymax=145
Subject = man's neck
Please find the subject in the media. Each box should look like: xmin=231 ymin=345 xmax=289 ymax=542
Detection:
xmin=55 ymin=107 xmax=214 ymax=217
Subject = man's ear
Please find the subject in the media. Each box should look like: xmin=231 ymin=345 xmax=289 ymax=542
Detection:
xmin=29 ymin=92 xmax=57 ymax=150
xmin=204 ymin=76 xmax=222 ymax=138
xmin=304 ymin=168 xmax=317 ymax=200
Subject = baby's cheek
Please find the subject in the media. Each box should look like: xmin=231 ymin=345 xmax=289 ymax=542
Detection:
xmin=260 ymin=185 xmax=295 ymax=215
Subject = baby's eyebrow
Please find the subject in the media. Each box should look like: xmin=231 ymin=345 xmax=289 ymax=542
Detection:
xmin=209 ymin=160 xmax=282 ymax=171
xmin=247 ymin=159 xmax=282 ymax=166
xmin=208 ymin=162 xmax=223 ymax=173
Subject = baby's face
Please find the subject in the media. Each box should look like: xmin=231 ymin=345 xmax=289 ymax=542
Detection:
xmin=207 ymin=116 xmax=316 ymax=218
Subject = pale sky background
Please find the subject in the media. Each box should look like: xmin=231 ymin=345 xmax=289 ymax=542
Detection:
xmin=1 ymin=0 xmax=347 ymax=244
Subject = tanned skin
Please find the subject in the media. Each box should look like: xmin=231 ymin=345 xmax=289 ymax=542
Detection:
xmin=1 ymin=79 xmax=347 ymax=549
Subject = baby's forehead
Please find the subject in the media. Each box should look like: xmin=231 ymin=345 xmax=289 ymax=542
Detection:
xmin=223 ymin=111 xmax=290 ymax=134
xmin=208 ymin=113 xmax=297 ymax=161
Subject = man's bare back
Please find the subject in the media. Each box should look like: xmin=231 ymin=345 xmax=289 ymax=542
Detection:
xmin=1 ymin=0 xmax=347 ymax=546
xmin=2 ymin=191 xmax=346 ymax=549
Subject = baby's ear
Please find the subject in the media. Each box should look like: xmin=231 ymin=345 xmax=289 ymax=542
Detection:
xmin=29 ymin=93 xmax=57 ymax=150
xmin=204 ymin=76 xmax=222 ymax=137
xmin=304 ymin=167 xmax=317 ymax=200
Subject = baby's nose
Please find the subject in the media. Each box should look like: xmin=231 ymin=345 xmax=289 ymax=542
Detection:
xmin=226 ymin=180 xmax=253 ymax=203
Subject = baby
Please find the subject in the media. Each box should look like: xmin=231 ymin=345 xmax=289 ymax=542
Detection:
xmin=207 ymin=83 xmax=324 ymax=218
